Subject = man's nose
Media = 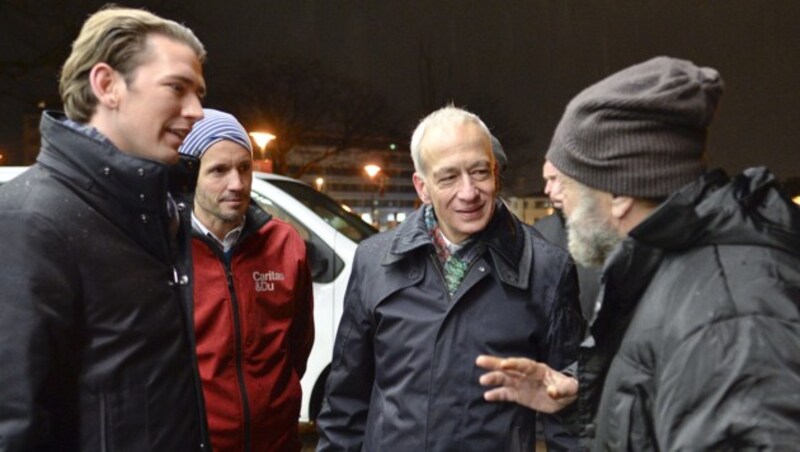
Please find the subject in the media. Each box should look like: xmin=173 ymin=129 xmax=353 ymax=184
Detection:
xmin=183 ymin=93 xmax=203 ymax=121
xmin=227 ymin=172 xmax=245 ymax=191
xmin=457 ymin=174 xmax=479 ymax=200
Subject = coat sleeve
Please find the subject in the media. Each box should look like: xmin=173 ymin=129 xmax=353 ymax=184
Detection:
xmin=541 ymin=255 xmax=585 ymax=450
xmin=0 ymin=211 xmax=79 ymax=451
xmin=315 ymin=247 xmax=375 ymax=452
xmin=655 ymin=305 xmax=800 ymax=450
xmin=290 ymin=239 xmax=315 ymax=378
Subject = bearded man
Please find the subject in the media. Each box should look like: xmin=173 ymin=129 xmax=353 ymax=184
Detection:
xmin=477 ymin=56 xmax=800 ymax=450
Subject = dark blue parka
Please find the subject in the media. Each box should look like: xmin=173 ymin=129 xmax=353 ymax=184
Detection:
xmin=317 ymin=201 xmax=584 ymax=451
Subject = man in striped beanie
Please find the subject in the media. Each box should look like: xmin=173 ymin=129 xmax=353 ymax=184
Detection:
xmin=478 ymin=56 xmax=800 ymax=450
xmin=179 ymin=108 xmax=315 ymax=452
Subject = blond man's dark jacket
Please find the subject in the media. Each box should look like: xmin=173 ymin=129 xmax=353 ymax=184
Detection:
xmin=0 ymin=111 xmax=208 ymax=451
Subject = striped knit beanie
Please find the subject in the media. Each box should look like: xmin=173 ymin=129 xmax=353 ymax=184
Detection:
xmin=546 ymin=56 xmax=724 ymax=199
xmin=179 ymin=108 xmax=253 ymax=158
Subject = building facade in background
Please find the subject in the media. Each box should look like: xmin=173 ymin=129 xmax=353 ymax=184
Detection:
xmin=286 ymin=144 xmax=418 ymax=230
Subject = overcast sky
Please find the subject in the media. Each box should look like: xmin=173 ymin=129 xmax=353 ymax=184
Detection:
xmin=2 ymin=1 xmax=799 ymax=193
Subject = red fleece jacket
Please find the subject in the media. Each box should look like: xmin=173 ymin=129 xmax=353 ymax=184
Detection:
xmin=192 ymin=216 xmax=314 ymax=452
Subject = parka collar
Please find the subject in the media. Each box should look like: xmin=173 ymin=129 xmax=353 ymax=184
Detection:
xmin=382 ymin=200 xmax=531 ymax=289
xmin=592 ymin=166 xmax=800 ymax=337
xmin=37 ymin=111 xmax=182 ymax=212
xmin=35 ymin=110 xmax=195 ymax=262
xmin=630 ymin=167 xmax=800 ymax=256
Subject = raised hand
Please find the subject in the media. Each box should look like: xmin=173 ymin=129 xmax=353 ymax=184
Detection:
xmin=476 ymin=355 xmax=578 ymax=413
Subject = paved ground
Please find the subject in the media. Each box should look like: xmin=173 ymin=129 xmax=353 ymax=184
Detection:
xmin=300 ymin=423 xmax=318 ymax=451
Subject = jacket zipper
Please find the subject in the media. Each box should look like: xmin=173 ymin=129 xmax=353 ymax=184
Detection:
xmin=224 ymin=263 xmax=253 ymax=452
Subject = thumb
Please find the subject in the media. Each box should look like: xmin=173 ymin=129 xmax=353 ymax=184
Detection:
xmin=546 ymin=376 xmax=578 ymax=400
xmin=547 ymin=384 xmax=564 ymax=399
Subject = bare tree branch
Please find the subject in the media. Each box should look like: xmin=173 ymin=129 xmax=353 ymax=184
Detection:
xmin=217 ymin=56 xmax=401 ymax=178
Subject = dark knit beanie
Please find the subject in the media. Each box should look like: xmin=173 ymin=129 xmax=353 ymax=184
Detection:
xmin=546 ymin=56 xmax=724 ymax=199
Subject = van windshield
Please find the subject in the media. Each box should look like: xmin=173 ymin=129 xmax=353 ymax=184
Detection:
xmin=267 ymin=179 xmax=377 ymax=243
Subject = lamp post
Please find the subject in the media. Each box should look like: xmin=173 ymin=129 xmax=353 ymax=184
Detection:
xmin=249 ymin=131 xmax=276 ymax=172
xmin=364 ymin=164 xmax=384 ymax=228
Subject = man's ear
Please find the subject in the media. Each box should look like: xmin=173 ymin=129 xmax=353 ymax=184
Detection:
xmin=413 ymin=172 xmax=431 ymax=204
xmin=610 ymin=195 xmax=634 ymax=220
xmin=89 ymin=63 xmax=121 ymax=109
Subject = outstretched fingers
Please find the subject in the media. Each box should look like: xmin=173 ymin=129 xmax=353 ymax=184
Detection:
xmin=475 ymin=354 xmax=578 ymax=413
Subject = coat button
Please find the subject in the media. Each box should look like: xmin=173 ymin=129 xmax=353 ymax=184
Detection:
xmin=102 ymin=167 xmax=110 ymax=176
xmin=177 ymin=202 xmax=187 ymax=211
xmin=137 ymin=168 xmax=145 ymax=176
xmin=140 ymin=214 xmax=148 ymax=223
xmin=585 ymin=422 xmax=596 ymax=438
xmin=478 ymin=266 xmax=486 ymax=272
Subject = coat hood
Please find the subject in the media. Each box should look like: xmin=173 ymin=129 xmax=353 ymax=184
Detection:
xmin=631 ymin=167 xmax=800 ymax=256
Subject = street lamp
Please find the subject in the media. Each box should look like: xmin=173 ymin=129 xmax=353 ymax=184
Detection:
xmin=249 ymin=131 xmax=276 ymax=173
xmin=364 ymin=164 xmax=381 ymax=179
xmin=364 ymin=164 xmax=384 ymax=228
xmin=315 ymin=177 xmax=325 ymax=192
xmin=248 ymin=131 xmax=276 ymax=160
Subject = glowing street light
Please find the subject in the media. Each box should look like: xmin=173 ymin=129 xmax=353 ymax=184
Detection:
xmin=364 ymin=164 xmax=381 ymax=179
xmin=315 ymin=177 xmax=325 ymax=191
xmin=364 ymin=164 xmax=384 ymax=228
xmin=248 ymin=131 xmax=276 ymax=159
xmin=793 ymin=195 xmax=800 ymax=206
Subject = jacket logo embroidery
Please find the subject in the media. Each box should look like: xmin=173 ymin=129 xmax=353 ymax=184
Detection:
xmin=253 ymin=270 xmax=285 ymax=292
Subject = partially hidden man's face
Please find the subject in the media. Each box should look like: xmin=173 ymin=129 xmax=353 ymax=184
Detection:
xmin=542 ymin=160 xmax=564 ymax=210
xmin=560 ymin=174 xmax=622 ymax=268
xmin=413 ymin=121 xmax=497 ymax=244
xmin=194 ymin=140 xmax=253 ymax=227
xmin=103 ymin=34 xmax=206 ymax=164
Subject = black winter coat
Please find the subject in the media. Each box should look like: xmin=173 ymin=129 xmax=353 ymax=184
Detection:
xmin=317 ymin=202 xmax=585 ymax=451
xmin=0 ymin=112 xmax=208 ymax=451
xmin=581 ymin=168 xmax=800 ymax=451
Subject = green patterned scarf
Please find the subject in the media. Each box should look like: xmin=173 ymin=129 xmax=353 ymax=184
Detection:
xmin=424 ymin=205 xmax=482 ymax=297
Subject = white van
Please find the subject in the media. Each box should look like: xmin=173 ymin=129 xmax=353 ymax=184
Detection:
xmin=250 ymin=172 xmax=376 ymax=423
xmin=0 ymin=166 xmax=375 ymax=424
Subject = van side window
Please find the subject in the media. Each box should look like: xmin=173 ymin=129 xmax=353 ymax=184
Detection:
xmin=252 ymin=193 xmax=311 ymax=241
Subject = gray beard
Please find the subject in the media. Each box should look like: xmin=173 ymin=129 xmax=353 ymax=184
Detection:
xmin=566 ymin=195 xmax=622 ymax=268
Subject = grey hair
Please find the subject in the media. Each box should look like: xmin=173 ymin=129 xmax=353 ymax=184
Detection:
xmin=409 ymin=105 xmax=493 ymax=176
xmin=564 ymin=175 xmax=623 ymax=268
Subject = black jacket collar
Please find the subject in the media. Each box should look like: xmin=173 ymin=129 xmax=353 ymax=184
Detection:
xmin=382 ymin=200 xmax=531 ymax=289
xmin=36 ymin=110 xmax=192 ymax=261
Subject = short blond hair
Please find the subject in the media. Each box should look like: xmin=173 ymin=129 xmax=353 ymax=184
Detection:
xmin=59 ymin=5 xmax=206 ymax=122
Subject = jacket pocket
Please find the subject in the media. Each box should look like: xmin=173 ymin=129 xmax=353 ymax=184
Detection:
xmin=82 ymin=386 xmax=149 ymax=451
xmin=611 ymin=389 xmax=656 ymax=452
